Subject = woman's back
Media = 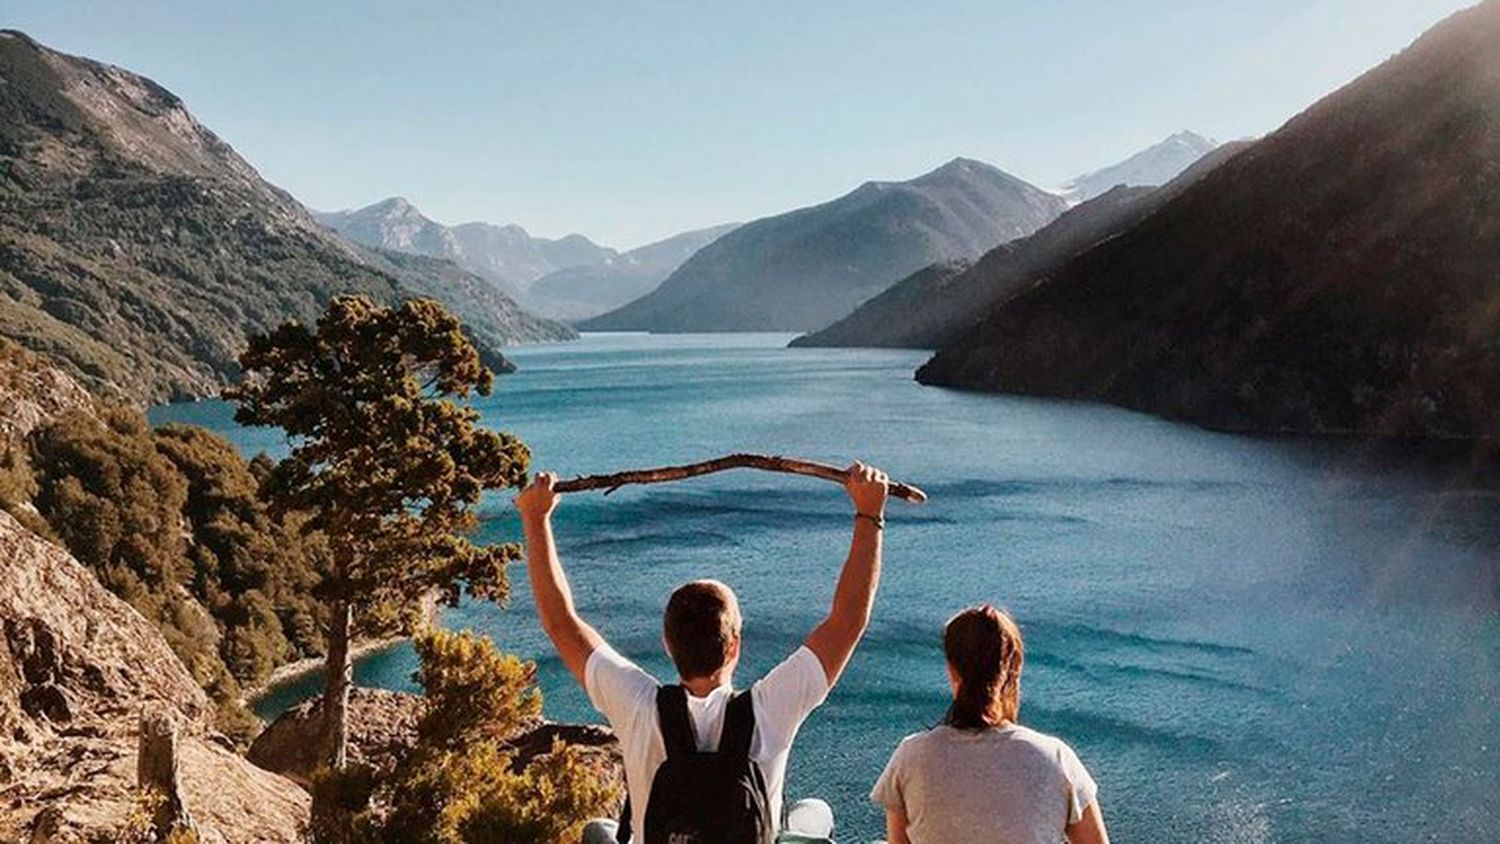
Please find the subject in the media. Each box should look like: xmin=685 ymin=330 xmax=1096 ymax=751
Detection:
xmin=872 ymin=723 xmax=1097 ymax=844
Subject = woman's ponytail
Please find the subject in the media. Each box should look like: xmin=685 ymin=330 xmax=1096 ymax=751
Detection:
xmin=942 ymin=605 xmax=1024 ymax=730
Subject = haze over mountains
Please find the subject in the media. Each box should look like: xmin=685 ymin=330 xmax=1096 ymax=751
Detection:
xmin=919 ymin=0 xmax=1500 ymax=438
xmin=0 ymin=30 xmax=569 ymax=402
xmin=527 ymin=223 xmax=739 ymax=321
xmin=581 ymin=158 xmax=1069 ymax=333
xmin=316 ymin=197 xmax=615 ymax=299
xmin=1059 ymin=130 xmax=1219 ymax=202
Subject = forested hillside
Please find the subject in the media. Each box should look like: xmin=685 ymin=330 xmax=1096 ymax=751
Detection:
xmin=0 ymin=30 xmax=565 ymax=403
xmin=919 ymin=2 xmax=1500 ymax=438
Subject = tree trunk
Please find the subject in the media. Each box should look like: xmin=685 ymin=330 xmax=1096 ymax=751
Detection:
xmin=137 ymin=708 xmax=197 ymax=838
xmin=323 ymin=599 xmax=353 ymax=770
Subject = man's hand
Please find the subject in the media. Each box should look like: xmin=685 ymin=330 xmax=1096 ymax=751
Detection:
xmin=516 ymin=471 xmax=560 ymax=522
xmin=845 ymin=461 xmax=889 ymax=518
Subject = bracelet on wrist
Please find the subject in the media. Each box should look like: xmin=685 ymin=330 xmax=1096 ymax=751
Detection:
xmin=855 ymin=512 xmax=885 ymax=530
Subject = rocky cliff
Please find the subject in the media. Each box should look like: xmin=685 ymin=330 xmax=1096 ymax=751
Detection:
xmin=0 ymin=509 xmax=308 ymax=842
xmin=247 ymin=687 xmax=620 ymax=791
xmin=0 ymin=339 xmax=94 ymax=445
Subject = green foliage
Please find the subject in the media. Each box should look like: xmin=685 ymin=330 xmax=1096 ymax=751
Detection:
xmin=411 ymin=625 xmax=541 ymax=748
xmin=377 ymin=630 xmax=620 ymax=844
xmin=0 ymin=443 xmax=50 ymax=537
xmin=226 ymin=295 xmax=530 ymax=775
xmin=118 ymin=788 xmax=201 ymax=844
xmin=25 ymin=404 xmax=330 ymax=738
xmin=309 ymin=764 xmax=382 ymax=844
xmin=227 ymin=295 xmax=530 ymax=617
xmin=457 ymin=739 xmax=622 ymax=844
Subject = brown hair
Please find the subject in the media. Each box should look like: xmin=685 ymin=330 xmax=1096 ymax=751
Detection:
xmin=663 ymin=580 xmax=741 ymax=680
xmin=943 ymin=605 xmax=1024 ymax=729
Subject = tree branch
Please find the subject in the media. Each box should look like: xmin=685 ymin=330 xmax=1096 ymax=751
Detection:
xmin=552 ymin=453 xmax=927 ymax=503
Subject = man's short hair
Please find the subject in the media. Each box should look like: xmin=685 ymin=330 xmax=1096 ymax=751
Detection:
xmin=663 ymin=580 xmax=741 ymax=680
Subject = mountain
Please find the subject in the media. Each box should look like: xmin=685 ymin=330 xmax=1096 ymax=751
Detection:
xmin=355 ymin=245 xmax=578 ymax=359
xmin=792 ymin=142 xmax=1250 ymax=350
xmin=0 ymin=31 xmax=564 ymax=403
xmin=580 ymin=158 xmax=1068 ymax=333
xmin=918 ymin=2 xmax=1500 ymax=439
xmin=527 ymin=222 xmax=739 ymax=320
xmin=316 ymin=197 xmax=617 ymax=297
xmin=1059 ymin=130 xmax=1219 ymax=203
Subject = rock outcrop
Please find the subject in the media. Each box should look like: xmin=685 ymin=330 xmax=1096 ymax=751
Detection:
xmin=247 ymin=687 xmax=423 ymax=786
xmin=0 ymin=340 xmax=95 ymax=446
xmin=0 ymin=510 xmax=308 ymax=842
xmin=248 ymin=687 xmax=620 ymax=789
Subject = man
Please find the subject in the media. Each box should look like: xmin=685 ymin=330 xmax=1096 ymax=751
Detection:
xmin=514 ymin=462 xmax=890 ymax=843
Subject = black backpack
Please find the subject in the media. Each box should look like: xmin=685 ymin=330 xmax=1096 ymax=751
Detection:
xmin=617 ymin=684 xmax=775 ymax=844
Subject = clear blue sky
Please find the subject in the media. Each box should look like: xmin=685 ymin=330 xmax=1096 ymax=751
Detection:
xmin=6 ymin=0 xmax=1472 ymax=248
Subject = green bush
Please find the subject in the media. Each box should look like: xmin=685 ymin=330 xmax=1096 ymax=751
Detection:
xmin=376 ymin=630 xmax=620 ymax=844
xmin=26 ymin=405 xmax=331 ymax=738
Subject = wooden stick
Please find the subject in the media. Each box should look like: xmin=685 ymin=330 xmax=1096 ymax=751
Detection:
xmin=551 ymin=453 xmax=927 ymax=503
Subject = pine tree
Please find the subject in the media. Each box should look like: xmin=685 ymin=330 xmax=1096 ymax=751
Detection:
xmin=226 ymin=296 xmax=529 ymax=782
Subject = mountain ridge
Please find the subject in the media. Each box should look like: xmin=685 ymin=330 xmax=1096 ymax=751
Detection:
xmin=527 ymin=222 xmax=739 ymax=321
xmin=580 ymin=157 xmax=1068 ymax=333
xmin=918 ymin=1 xmax=1500 ymax=439
xmin=0 ymin=30 xmax=563 ymax=402
xmin=317 ymin=197 xmax=617 ymax=298
xmin=1058 ymin=130 xmax=1219 ymax=202
xmin=792 ymin=140 xmax=1250 ymax=350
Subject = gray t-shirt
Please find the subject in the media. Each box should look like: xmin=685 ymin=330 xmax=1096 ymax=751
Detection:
xmin=871 ymin=723 xmax=1098 ymax=843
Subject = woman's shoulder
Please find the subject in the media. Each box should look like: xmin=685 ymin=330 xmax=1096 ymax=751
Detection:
xmin=1004 ymin=723 xmax=1088 ymax=767
xmin=887 ymin=725 xmax=955 ymax=756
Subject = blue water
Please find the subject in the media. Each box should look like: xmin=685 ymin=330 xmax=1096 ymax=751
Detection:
xmin=151 ymin=333 xmax=1500 ymax=842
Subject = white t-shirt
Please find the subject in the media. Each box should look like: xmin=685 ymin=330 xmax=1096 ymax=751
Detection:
xmin=585 ymin=643 xmax=831 ymax=842
xmin=871 ymin=723 xmax=1098 ymax=844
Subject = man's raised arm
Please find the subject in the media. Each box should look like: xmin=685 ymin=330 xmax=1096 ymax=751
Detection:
xmin=805 ymin=462 xmax=889 ymax=686
xmin=516 ymin=472 xmax=606 ymax=685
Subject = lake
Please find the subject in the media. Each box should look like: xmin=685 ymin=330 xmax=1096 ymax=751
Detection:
xmin=151 ymin=332 xmax=1500 ymax=842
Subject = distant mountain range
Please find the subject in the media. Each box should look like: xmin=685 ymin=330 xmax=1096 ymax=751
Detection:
xmin=316 ymin=198 xmax=616 ymax=301
xmin=581 ymin=158 xmax=1068 ymax=333
xmin=918 ymin=1 xmax=1500 ymax=438
xmin=0 ymin=30 xmax=570 ymax=402
xmin=527 ymin=223 xmax=739 ymax=321
xmin=1059 ymin=130 xmax=1220 ymax=203
xmin=792 ymin=141 xmax=1248 ymax=350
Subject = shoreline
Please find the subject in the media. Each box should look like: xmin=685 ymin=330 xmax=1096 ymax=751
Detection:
xmin=243 ymin=635 xmax=409 ymax=708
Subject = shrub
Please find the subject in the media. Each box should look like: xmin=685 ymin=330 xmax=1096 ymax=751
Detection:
xmin=378 ymin=630 xmax=621 ymax=844
xmin=26 ymin=405 xmax=331 ymax=739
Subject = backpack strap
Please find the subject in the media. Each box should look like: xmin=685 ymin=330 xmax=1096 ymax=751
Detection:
xmin=720 ymin=689 xmax=756 ymax=762
xmin=655 ymin=685 xmax=697 ymax=759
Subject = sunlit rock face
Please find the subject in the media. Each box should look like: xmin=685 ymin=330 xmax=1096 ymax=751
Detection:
xmin=0 ymin=509 xmax=310 ymax=842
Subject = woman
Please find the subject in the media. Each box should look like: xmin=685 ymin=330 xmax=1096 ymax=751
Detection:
xmin=871 ymin=606 xmax=1109 ymax=843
